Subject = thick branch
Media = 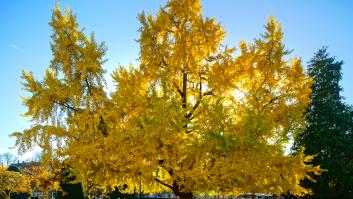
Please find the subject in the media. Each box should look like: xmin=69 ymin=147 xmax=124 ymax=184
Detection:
xmin=182 ymin=72 xmax=187 ymax=109
xmin=173 ymin=81 xmax=183 ymax=98
xmin=186 ymin=90 xmax=214 ymax=120
xmin=154 ymin=178 xmax=173 ymax=190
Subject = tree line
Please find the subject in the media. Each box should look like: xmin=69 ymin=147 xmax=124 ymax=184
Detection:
xmin=0 ymin=153 xmax=18 ymax=166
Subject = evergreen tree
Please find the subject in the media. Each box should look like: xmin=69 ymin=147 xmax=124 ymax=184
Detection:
xmin=295 ymin=47 xmax=353 ymax=198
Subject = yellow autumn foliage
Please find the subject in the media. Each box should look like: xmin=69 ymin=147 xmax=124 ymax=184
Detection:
xmin=0 ymin=167 xmax=31 ymax=198
xmin=12 ymin=0 xmax=320 ymax=198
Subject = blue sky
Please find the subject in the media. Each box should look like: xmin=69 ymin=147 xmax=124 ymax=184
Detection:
xmin=1 ymin=0 xmax=353 ymax=159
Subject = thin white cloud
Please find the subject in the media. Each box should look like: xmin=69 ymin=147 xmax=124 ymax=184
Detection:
xmin=10 ymin=43 xmax=19 ymax=50
xmin=10 ymin=43 xmax=24 ymax=52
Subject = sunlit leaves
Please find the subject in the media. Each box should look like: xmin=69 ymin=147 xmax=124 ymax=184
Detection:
xmin=13 ymin=0 xmax=320 ymax=197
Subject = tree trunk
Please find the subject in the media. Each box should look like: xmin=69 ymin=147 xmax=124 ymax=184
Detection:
xmin=170 ymin=179 xmax=193 ymax=199
xmin=5 ymin=190 xmax=10 ymax=199
xmin=176 ymin=191 xmax=193 ymax=199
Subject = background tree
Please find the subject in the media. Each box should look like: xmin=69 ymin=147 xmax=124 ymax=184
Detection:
xmin=6 ymin=165 xmax=31 ymax=199
xmin=11 ymin=3 xmax=109 ymax=197
xmin=294 ymin=47 xmax=353 ymax=198
xmin=0 ymin=153 xmax=18 ymax=166
xmin=12 ymin=1 xmax=319 ymax=199
xmin=0 ymin=167 xmax=31 ymax=199
xmin=0 ymin=154 xmax=3 ymax=166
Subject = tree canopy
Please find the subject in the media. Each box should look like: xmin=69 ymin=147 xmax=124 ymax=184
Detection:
xmin=12 ymin=0 xmax=320 ymax=198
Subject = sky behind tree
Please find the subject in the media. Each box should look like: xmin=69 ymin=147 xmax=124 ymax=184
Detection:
xmin=1 ymin=0 xmax=353 ymax=159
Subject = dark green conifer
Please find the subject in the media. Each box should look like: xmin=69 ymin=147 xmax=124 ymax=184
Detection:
xmin=294 ymin=47 xmax=353 ymax=198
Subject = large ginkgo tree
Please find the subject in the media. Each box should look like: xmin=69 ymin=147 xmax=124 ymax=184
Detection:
xmin=13 ymin=1 xmax=319 ymax=198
